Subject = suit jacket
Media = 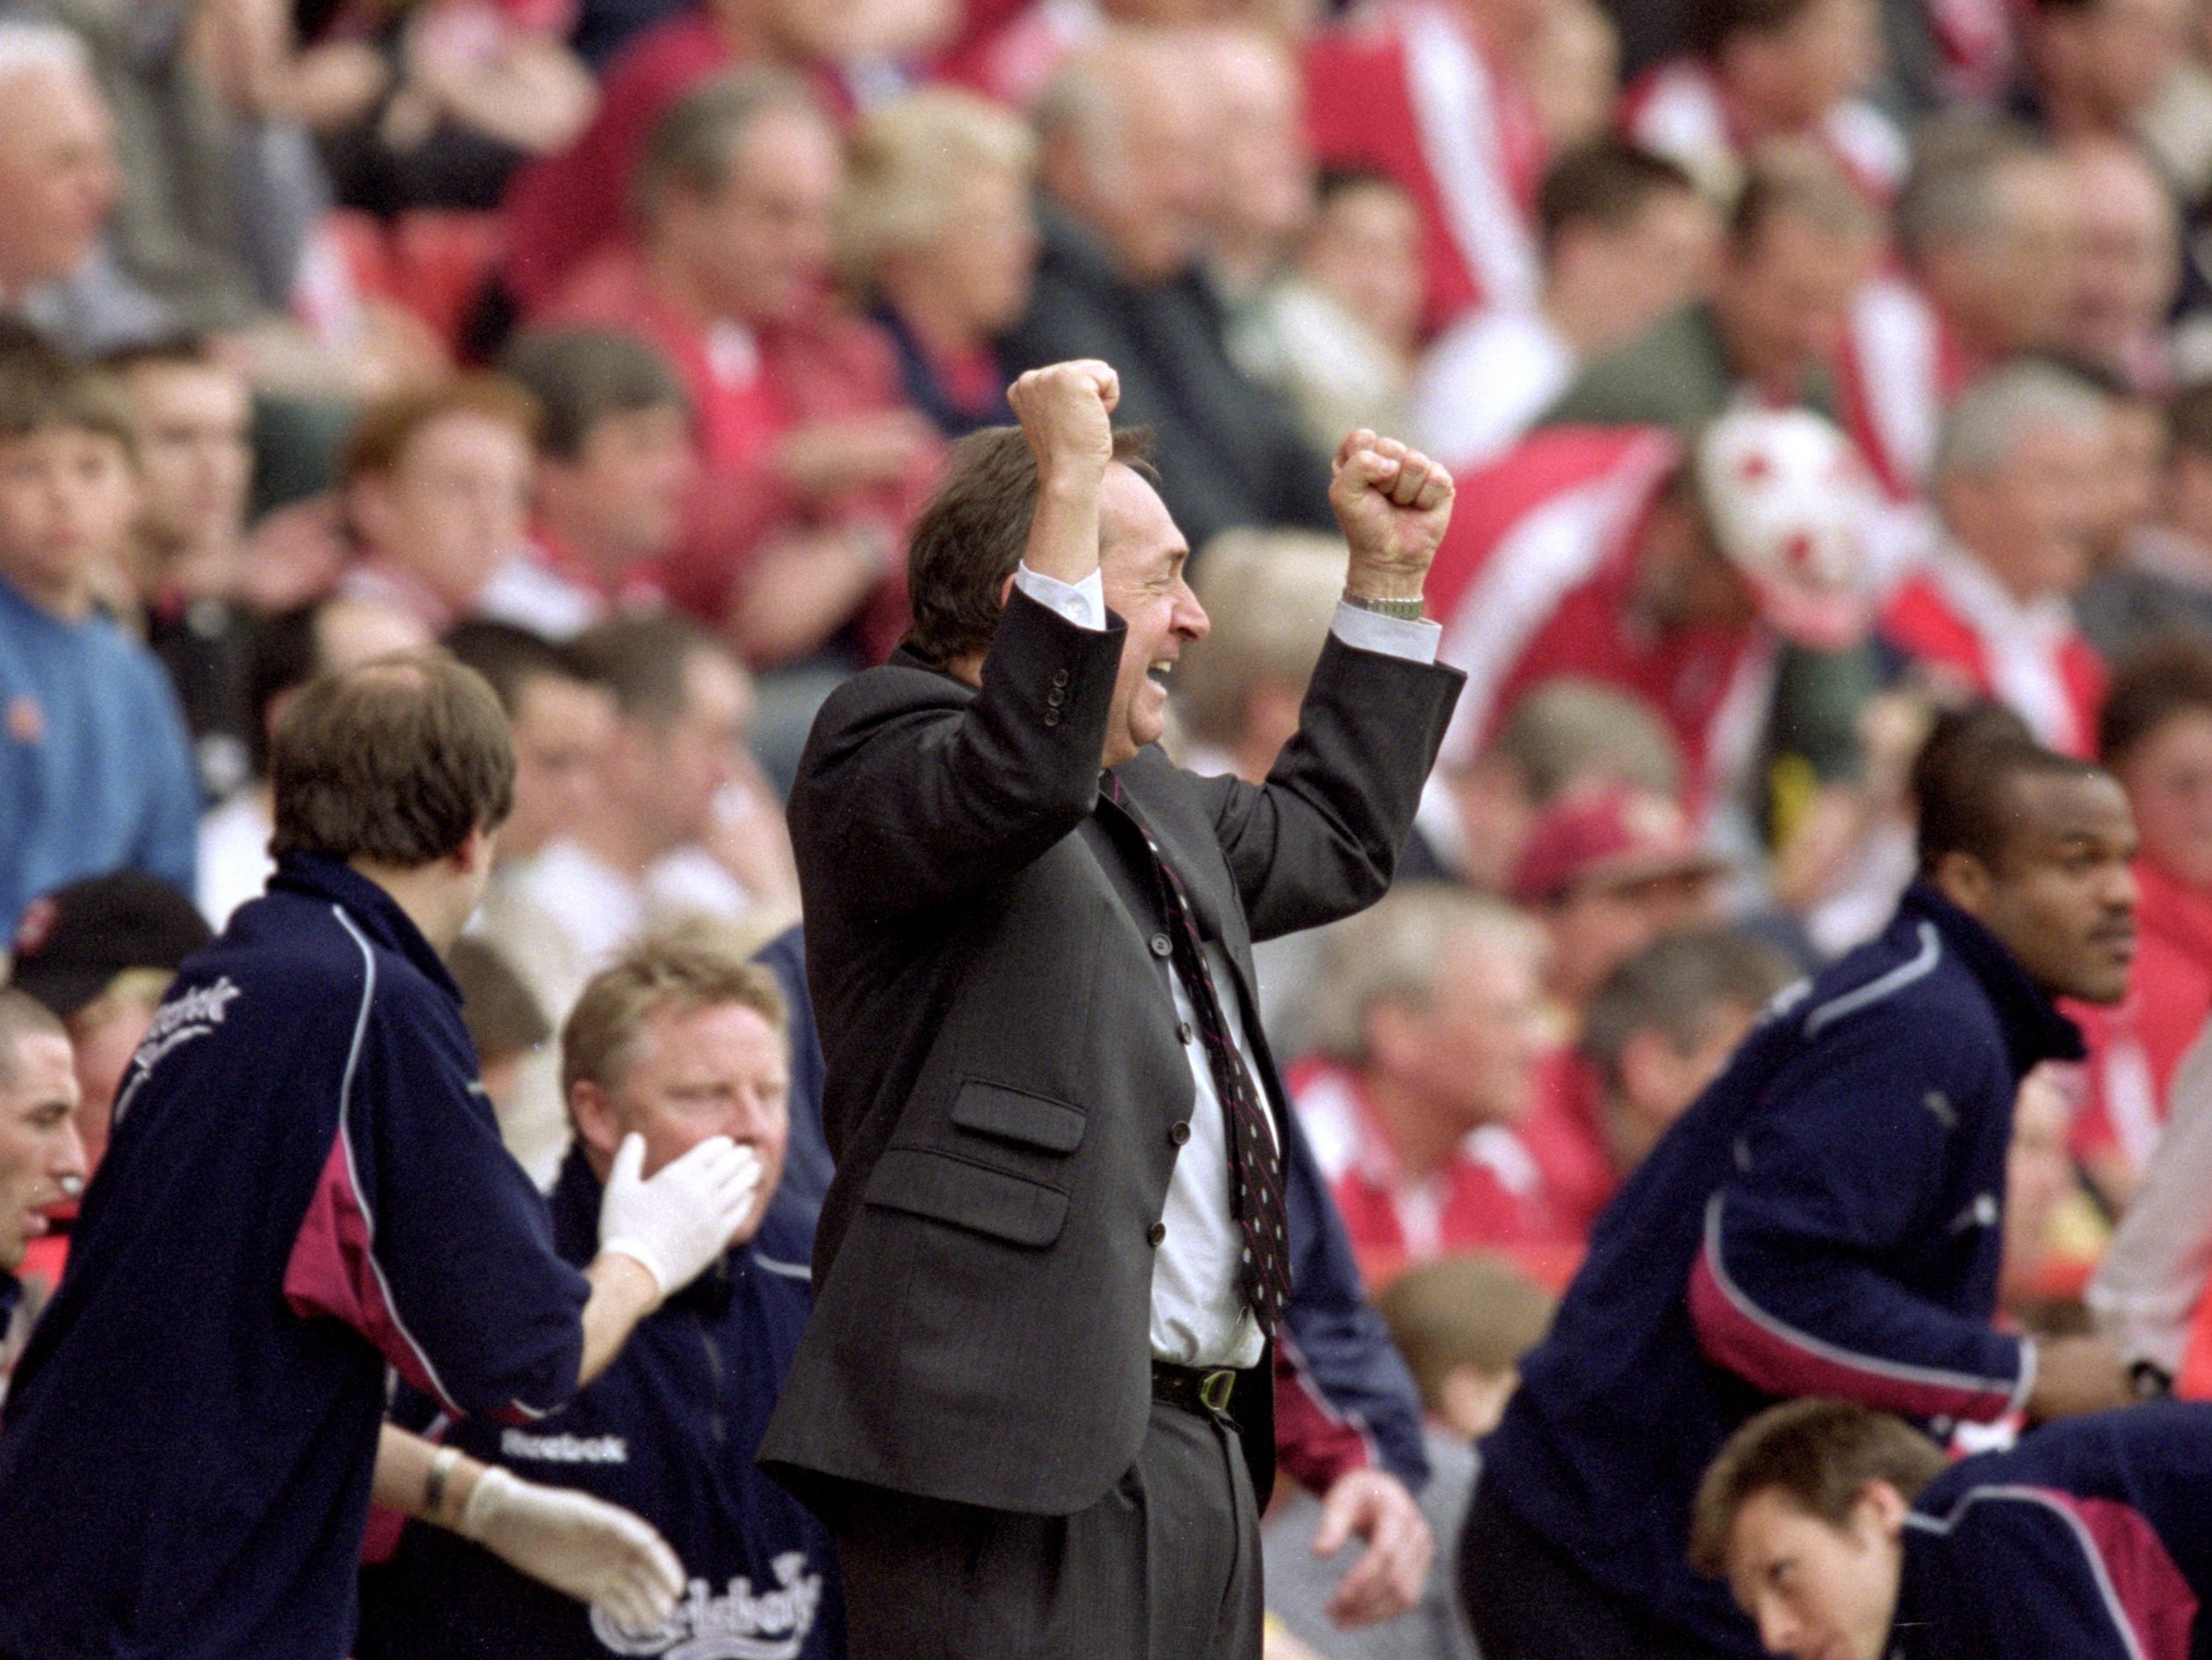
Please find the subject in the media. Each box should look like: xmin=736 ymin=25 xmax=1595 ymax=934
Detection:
xmin=759 ymin=588 xmax=1462 ymax=1518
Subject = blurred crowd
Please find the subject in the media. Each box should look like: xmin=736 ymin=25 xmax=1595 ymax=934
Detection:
xmin=10 ymin=0 xmax=2212 ymax=1651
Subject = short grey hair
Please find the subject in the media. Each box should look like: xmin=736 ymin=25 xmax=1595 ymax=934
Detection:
xmin=0 ymin=20 xmax=90 ymax=93
xmin=1032 ymin=27 xmax=1185 ymax=170
xmin=1304 ymin=884 xmax=1545 ymax=1064
xmin=1493 ymin=677 xmax=1686 ymax=804
xmin=1933 ymin=359 xmax=2109 ymax=480
xmin=633 ymin=67 xmax=828 ymax=226
xmin=1177 ymin=529 xmax=1347 ymax=746
xmin=1895 ymin=114 xmax=2056 ymax=267
xmin=838 ymin=88 xmax=1036 ymax=293
xmin=0 ymin=988 xmax=66 ymax=1089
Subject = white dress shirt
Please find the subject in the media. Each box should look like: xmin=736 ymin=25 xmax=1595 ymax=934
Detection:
xmin=1012 ymin=562 xmax=1439 ymax=1367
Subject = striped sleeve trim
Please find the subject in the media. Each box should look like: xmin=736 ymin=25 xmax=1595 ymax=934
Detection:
xmin=1687 ymin=1194 xmax=2020 ymax=1421
xmin=281 ymin=907 xmax=464 ymax=1417
xmin=1906 ymin=1487 xmax=2198 ymax=1660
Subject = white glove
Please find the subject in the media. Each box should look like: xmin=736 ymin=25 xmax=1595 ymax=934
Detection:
xmin=457 ymin=1464 xmax=686 ymax=1635
xmin=597 ymin=1132 xmax=763 ymax=1298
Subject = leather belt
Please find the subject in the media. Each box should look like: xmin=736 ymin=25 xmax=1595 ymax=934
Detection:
xmin=1152 ymin=1360 xmax=1237 ymax=1416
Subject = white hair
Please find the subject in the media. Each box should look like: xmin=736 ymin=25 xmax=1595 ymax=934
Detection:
xmin=1933 ymin=361 xmax=2109 ymax=480
xmin=1303 ymin=884 xmax=1547 ymax=1063
xmin=0 ymin=21 xmax=90 ymax=93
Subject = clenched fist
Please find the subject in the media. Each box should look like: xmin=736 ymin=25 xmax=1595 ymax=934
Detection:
xmin=1008 ymin=359 xmax=1120 ymax=487
xmin=1329 ymin=429 xmax=1454 ymax=603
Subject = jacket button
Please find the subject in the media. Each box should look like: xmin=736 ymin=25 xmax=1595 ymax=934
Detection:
xmin=1045 ymin=710 xmax=1060 ymax=728
xmin=1168 ymin=1121 xmax=1191 ymax=1146
xmin=1052 ymin=668 xmax=1070 ymax=688
xmin=1047 ymin=688 xmax=1066 ymax=707
xmin=1147 ymin=1222 xmax=1167 ymax=1246
xmin=1150 ymin=933 xmax=1172 ymax=957
xmin=1175 ymin=1021 xmax=1193 ymax=1044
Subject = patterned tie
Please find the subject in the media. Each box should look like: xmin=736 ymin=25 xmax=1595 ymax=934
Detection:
xmin=1102 ymin=774 xmax=1292 ymax=1337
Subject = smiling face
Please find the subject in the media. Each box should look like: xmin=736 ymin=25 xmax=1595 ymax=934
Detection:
xmin=1097 ymin=463 xmax=1208 ymax=769
xmin=1727 ymin=1487 xmax=1905 ymax=1660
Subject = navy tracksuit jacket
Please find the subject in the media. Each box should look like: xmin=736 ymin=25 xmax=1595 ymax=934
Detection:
xmin=1478 ymin=883 xmax=2083 ymax=1655
xmin=372 ymin=1145 xmax=843 ymax=1660
xmin=1893 ymin=1404 xmax=2212 ymax=1659
xmin=0 ymin=854 xmax=590 ymax=1660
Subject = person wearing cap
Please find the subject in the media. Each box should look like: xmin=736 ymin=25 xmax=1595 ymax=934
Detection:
xmin=5 ymin=870 xmax=212 ymax=1295
xmin=1507 ymin=782 xmax=1730 ymax=1014
xmin=9 ymin=874 xmax=213 ymax=1158
xmin=1421 ymin=407 xmax=1875 ymax=824
xmin=1881 ymin=360 xmax=2114 ymax=759
xmin=1460 ymin=730 xmax=2143 ymax=1660
xmin=1288 ymin=884 xmax=1576 ymax=1288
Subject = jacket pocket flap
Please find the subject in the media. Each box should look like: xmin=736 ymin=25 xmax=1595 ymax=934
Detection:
xmin=950 ymin=1081 xmax=1088 ymax=1153
xmin=864 ymin=1148 xmax=1070 ymax=1247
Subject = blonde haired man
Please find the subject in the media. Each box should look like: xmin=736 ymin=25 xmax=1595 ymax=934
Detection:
xmin=375 ymin=925 xmax=842 ymax=1660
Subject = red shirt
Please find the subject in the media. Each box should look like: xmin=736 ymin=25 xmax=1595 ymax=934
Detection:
xmin=1836 ymin=277 xmax=1987 ymax=501
xmin=1425 ymin=424 xmax=1773 ymax=807
xmin=500 ymin=12 xmax=739 ymax=314
xmin=1880 ymin=548 xmax=2107 ymax=758
xmin=1619 ymin=59 xmax=1907 ymax=207
xmin=496 ymin=18 xmax=857 ymax=316
xmin=546 ymin=249 xmax=939 ymax=653
xmin=934 ymin=0 xmax=1098 ymax=106
xmin=1289 ymin=1056 xmax=1583 ymax=1292
xmin=1302 ymin=4 xmax=1544 ymax=339
xmin=1520 ymin=1050 xmax=1622 ymax=1238
xmin=2072 ymin=859 xmax=2212 ymax=1178
xmin=526 ymin=524 xmax=669 ymax=617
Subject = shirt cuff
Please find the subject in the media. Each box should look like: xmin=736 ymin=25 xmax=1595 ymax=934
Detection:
xmin=1331 ymin=602 xmax=1442 ymax=663
xmin=1015 ymin=563 xmax=1107 ymax=632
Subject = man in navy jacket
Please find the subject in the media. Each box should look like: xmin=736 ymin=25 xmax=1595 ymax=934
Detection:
xmin=375 ymin=931 xmax=842 ymax=1660
xmin=1463 ymin=734 xmax=2143 ymax=1660
xmin=1695 ymin=1397 xmax=2212 ymax=1660
xmin=0 ymin=655 xmax=757 ymax=1660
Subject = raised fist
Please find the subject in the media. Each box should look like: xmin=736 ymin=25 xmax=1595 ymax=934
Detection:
xmin=1008 ymin=359 xmax=1120 ymax=484
xmin=1329 ymin=429 xmax=1454 ymax=599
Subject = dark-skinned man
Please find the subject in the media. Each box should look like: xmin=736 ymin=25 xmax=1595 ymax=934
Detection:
xmin=1461 ymin=732 xmax=2142 ymax=1660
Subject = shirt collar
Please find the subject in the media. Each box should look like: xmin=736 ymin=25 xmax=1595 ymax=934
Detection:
xmin=1898 ymin=880 xmax=2084 ymax=1072
xmin=267 ymin=852 xmax=462 ymax=1003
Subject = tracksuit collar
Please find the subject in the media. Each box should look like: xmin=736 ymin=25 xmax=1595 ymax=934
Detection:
xmin=267 ymin=852 xmax=462 ymax=1003
xmin=1897 ymin=881 xmax=2085 ymax=1074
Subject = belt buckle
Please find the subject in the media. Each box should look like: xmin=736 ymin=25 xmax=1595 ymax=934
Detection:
xmin=1198 ymin=1368 xmax=1235 ymax=1413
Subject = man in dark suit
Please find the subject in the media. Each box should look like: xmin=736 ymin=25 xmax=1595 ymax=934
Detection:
xmin=760 ymin=357 xmax=1465 ymax=1660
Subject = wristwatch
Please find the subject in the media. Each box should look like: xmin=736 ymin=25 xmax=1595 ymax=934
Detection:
xmin=2130 ymin=1359 xmax=2175 ymax=1400
xmin=1341 ymin=587 xmax=1427 ymax=622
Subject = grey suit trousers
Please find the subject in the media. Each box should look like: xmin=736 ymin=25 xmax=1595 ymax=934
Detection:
xmin=831 ymin=1398 xmax=1262 ymax=1660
